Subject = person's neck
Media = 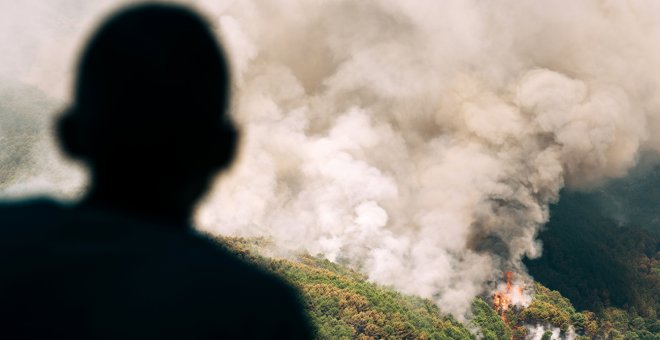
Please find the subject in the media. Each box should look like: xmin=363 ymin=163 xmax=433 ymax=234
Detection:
xmin=82 ymin=182 xmax=192 ymax=228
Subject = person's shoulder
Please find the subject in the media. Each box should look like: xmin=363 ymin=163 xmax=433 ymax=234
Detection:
xmin=180 ymin=232 xmax=293 ymax=291
xmin=0 ymin=198 xmax=65 ymax=235
xmin=170 ymin=232 xmax=315 ymax=338
xmin=0 ymin=198 xmax=70 ymax=273
xmin=0 ymin=197 xmax=62 ymax=214
xmin=186 ymin=234 xmax=307 ymax=303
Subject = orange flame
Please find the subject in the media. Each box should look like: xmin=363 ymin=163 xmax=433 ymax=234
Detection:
xmin=492 ymin=271 xmax=521 ymax=324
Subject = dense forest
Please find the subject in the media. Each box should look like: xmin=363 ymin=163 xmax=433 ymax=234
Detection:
xmin=220 ymin=237 xmax=660 ymax=339
xmin=525 ymin=195 xmax=660 ymax=318
xmin=523 ymin=166 xmax=660 ymax=338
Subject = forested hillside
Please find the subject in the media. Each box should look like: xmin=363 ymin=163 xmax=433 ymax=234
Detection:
xmin=525 ymin=197 xmax=660 ymax=318
xmin=522 ymin=178 xmax=660 ymax=340
xmin=219 ymin=237 xmax=660 ymax=339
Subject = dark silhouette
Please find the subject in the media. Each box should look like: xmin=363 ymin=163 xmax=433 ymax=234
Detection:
xmin=0 ymin=3 xmax=312 ymax=339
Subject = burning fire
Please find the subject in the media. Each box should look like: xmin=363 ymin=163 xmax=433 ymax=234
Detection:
xmin=492 ymin=271 xmax=524 ymax=323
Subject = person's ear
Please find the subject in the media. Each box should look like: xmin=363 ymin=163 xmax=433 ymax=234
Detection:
xmin=57 ymin=108 xmax=92 ymax=160
xmin=211 ymin=121 xmax=239 ymax=170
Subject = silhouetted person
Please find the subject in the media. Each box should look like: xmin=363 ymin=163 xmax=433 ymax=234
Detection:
xmin=0 ymin=4 xmax=312 ymax=339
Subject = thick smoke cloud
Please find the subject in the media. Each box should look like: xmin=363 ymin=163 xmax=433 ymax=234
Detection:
xmin=198 ymin=0 xmax=660 ymax=316
xmin=2 ymin=0 xmax=660 ymax=318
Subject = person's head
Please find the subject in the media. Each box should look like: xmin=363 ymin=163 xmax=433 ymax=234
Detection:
xmin=58 ymin=3 xmax=238 ymax=221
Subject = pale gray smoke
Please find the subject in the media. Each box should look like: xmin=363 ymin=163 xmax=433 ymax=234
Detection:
xmin=2 ymin=0 xmax=660 ymax=318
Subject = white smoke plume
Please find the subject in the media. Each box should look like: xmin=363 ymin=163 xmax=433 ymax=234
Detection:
xmin=3 ymin=0 xmax=660 ymax=318
xmin=526 ymin=325 xmax=575 ymax=340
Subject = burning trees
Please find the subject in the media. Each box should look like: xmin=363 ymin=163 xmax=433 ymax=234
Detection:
xmin=492 ymin=272 xmax=525 ymax=323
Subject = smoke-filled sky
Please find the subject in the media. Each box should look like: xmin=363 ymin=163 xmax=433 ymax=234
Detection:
xmin=2 ymin=0 xmax=660 ymax=318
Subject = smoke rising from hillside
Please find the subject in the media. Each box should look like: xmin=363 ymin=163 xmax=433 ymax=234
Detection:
xmin=3 ymin=0 xmax=660 ymax=317
xmin=198 ymin=0 xmax=660 ymax=316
